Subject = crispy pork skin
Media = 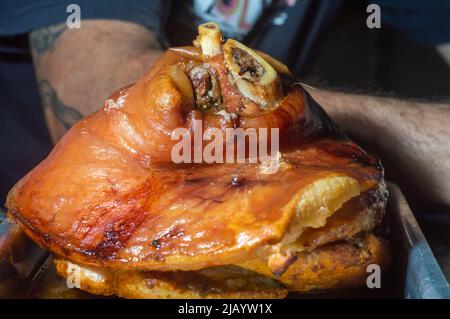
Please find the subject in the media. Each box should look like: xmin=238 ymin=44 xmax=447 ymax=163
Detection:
xmin=6 ymin=45 xmax=383 ymax=271
xmin=6 ymin=22 xmax=389 ymax=297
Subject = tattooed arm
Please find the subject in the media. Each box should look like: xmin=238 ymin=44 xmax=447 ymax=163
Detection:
xmin=30 ymin=20 xmax=162 ymax=142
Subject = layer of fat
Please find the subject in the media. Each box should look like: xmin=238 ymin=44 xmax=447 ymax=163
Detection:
xmin=282 ymin=175 xmax=363 ymax=245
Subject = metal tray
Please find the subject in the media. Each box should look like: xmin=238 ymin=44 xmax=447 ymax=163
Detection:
xmin=1 ymin=182 xmax=449 ymax=299
xmin=386 ymin=183 xmax=450 ymax=298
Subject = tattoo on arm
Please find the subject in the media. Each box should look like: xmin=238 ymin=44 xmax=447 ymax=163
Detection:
xmin=38 ymin=80 xmax=83 ymax=130
xmin=29 ymin=24 xmax=66 ymax=59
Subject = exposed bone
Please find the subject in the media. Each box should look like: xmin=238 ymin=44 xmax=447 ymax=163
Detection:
xmin=193 ymin=22 xmax=223 ymax=58
xmin=255 ymin=50 xmax=291 ymax=76
xmin=188 ymin=65 xmax=222 ymax=111
xmin=223 ymin=39 xmax=283 ymax=108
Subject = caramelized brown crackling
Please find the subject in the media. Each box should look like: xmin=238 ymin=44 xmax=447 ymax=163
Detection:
xmin=6 ymin=29 xmax=385 ymax=272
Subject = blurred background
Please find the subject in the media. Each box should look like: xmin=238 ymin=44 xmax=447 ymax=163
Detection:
xmin=167 ymin=0 xmax=450 ymax=99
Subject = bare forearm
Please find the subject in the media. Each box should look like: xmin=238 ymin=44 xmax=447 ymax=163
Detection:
xmin=30 ymin=20 xmax=162 ymax=142
xmin=309 ymin=88 xmax=450 ymax=207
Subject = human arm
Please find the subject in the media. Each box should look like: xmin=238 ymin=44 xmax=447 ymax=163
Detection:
xmin=29 ymin=19 xmax=163 ymax=142
xmin=308 ymin=88 xmax=450 ymax=209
